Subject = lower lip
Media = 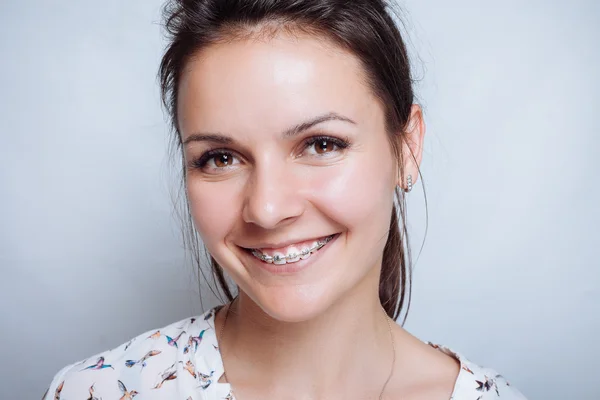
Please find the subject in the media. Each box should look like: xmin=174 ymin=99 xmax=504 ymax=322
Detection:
xmin=242 ymin=233 xmax=340 ymax=275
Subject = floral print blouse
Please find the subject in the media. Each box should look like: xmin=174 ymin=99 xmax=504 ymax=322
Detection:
xmin=43 ymin=306 xmax=527 ymax=400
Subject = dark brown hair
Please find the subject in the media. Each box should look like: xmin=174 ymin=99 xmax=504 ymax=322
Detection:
xmin=159 ymin=0 xmax=424 ymax=323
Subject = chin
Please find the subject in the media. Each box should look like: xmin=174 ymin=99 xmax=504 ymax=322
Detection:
xmin=245 ymin=283 xmax=337 ymax=323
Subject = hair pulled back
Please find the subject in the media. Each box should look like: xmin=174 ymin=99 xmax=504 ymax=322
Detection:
xmin=159 ymin=0 xmax=420 ymax=322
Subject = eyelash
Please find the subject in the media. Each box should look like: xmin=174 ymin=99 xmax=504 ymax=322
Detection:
xmin=189 ymin=135 xmax=351 ymax=171
xmin=303 ymin=135 xmax=351 ymax=155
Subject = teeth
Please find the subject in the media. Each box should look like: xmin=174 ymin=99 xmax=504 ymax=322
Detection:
xmin=300 ymin=247 xmax=311 ymax=260
xmin=251 ymin=250 xmax=273 ymax=263
xmin=286 ymin=247 xmax=301 ymax=263
xmin=251 ymin=234 xmax=335 ymax=264
xmin=272 ymin=252 xmax=286 ymax=265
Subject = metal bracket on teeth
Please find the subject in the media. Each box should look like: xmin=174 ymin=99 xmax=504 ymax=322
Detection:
xmin=254 ymin=235 xmax=334 ymax=262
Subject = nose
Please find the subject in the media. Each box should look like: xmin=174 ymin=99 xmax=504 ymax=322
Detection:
xmin=241 ymin=162 xmax=305 ymax=229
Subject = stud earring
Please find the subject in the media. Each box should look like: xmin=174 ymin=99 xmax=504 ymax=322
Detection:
xmin=404 ymin=174 xmax=413 ymax=193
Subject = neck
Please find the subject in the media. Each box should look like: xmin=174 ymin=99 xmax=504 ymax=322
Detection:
xmin=218 ymin=268 xmax=395 ymax=399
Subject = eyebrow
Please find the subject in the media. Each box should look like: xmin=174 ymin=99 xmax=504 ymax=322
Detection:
xmin=182 ymin=112 xmax=356 ymax=146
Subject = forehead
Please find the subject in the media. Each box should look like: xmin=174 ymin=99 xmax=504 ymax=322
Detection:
xmin=177 ymin=32 xmax=384 ymax=138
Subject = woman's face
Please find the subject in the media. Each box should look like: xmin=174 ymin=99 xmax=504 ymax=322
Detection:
xmin=178 ymin=32 xmax=399 ymax=322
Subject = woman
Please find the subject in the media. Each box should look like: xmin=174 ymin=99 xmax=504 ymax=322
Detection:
xmin=44 ymin=0 xmax=527 ymax=399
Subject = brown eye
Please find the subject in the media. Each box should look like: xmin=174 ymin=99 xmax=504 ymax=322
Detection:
xmin=214 ymin=154 xmax=233 ymax=168
xmin=315 ymin=139 xmax=335 ymax=154
xmin=191 ymin=150 xmax=240 ymax=173
xmin=302 ymin=135 xmax=350 ymax=158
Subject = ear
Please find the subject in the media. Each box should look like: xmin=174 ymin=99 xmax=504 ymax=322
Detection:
xmin=397 ymin=104 xmax=425 ymax=190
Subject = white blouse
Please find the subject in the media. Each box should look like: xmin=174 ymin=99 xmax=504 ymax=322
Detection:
xmin=44 ymin=306 xmax=528 ymax=399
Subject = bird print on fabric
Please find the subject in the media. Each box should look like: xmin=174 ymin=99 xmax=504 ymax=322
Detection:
xmin=198 ymin=370 xmax=216 ymax=390
xmin=177 ymin=317 xmax=197 ymax=329
xmin=147 ymin=330 xmax=161 ymax=340
xmin=118 ymin=379 xmax=139 ymax=400
xmin=86 ymin=383 xmax=100 ymax=400
xmin=125 ymin=350 xmax=162 ymax=370
xmin=153 ymin=363 xmax=177 ymax=389
xmin=165 ymin=331 xmax=186 ymax=348
xmin=123 ymin=339 xmax=134 ymax=351
xmin=54 ymin=381 xmax=64 ymax=400
xmin=180 ymin=360 xmax=197 ymax=379
xmin=184 ymin=328 xmax=209 ymax=354
xmin=42 ymin=306 xmax=527 ymax=400
xmin=224 ymin=392 xmax=235 ymax=400
xmin=81 ymin=357 xmax=114 ymax=371
xmin=476 ymin=375 xmax=500 ymax=396
xmin=204 ymin=307 xmax=217 ymax=321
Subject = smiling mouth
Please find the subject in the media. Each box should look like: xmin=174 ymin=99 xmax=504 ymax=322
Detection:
xmin=246 ymin=234 xmax=337 ymax=265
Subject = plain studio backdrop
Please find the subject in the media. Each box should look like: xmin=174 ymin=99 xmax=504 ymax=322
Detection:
xmin=1 ymin=0 xmax=598 ymax=398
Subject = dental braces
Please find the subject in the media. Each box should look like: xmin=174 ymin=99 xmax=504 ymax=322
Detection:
xmin=251 ymin=234 xmax=334 ymax=263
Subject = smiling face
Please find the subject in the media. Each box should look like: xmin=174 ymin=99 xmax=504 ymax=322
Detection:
xmin=177 ymin=31 xmax=400 ymax=322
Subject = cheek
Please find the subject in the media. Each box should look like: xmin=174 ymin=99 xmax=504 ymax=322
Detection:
xmin=186 ymin=179 xmax=241 ymax=247
xmin=307 ymin=153 xmax=395 ymax=233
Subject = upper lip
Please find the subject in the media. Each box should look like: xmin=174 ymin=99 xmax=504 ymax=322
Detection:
xmin=239 ymin=233 xmax=336 ymax=250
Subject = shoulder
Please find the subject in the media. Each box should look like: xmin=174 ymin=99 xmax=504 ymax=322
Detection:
xmin=43 ymin=307 xmax=225 ymax=400
xmin=428 ymin=343 xmax=528 ymax=400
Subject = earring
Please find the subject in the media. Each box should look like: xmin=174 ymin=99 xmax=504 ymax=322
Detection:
xmin=404 ymin=174 xmax=413 ymax=193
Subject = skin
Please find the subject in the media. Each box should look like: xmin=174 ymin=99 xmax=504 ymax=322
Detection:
xmin=178 ymin=30 xmax=459 ymax=399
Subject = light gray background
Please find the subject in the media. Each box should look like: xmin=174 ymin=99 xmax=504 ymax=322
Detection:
xmin=1 ymin=0 xmax=598 ymax=399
